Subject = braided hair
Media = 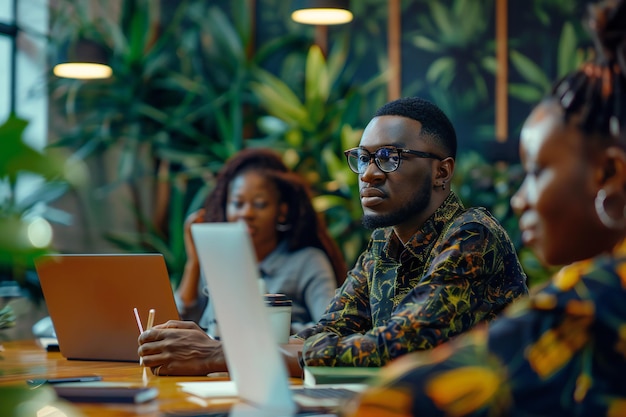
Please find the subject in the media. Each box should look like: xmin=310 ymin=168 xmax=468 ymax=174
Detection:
xmin=551 ymin=0 xmax=626 ymax=145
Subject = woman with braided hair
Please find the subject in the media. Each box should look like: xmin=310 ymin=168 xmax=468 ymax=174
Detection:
xmin=343 ymin=1 xmax=626 ymax=416
xmin=176 ymin=148 xmax=346 ymax=337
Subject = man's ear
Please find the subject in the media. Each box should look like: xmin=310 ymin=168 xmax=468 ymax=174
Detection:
xmin=434 ymin=157 xmax=455 ymax=186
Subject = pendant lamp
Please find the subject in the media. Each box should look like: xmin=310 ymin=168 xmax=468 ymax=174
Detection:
xmin=291 ymin=0 xmax=353 ymax=25
xmin=53 ymin=39 xmax=112 ymax=80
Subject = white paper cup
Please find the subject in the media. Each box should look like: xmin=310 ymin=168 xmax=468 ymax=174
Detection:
xmin=264 ymin=294 xmax=292 ymax=344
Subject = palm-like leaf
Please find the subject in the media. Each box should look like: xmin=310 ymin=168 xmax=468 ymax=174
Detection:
xmin=252 ymin=42 xmax=387 ymax=265
xmin=408 ymin=0 xmax=495 ymax=118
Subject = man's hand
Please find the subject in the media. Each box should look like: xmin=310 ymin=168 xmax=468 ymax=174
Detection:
xmin=138 ymin=320 xmax=227 ymax=376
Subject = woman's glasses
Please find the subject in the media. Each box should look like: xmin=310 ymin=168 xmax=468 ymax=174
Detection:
xmin=343 ymin=146 xmax=444 ymax=174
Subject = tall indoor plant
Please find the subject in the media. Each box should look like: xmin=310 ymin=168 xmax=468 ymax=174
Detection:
xmin=48 ymin=0 xmax=312 ymax=284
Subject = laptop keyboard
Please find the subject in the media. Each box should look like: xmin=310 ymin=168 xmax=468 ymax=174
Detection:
xmin=293 ymin=387 xmax=357 ymax=400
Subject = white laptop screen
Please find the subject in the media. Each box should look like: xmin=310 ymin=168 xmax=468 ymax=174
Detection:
xmin=191 ymin=222 xmax=297 ymax=415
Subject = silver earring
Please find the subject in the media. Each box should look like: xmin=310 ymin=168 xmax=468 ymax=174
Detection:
xmin=276 ymin=223 xmax=291 ymax=232
xmin=442 ymin=181 xmax=446 ymax=191
xmin=594 ymin=189 xmax=626 ymax=230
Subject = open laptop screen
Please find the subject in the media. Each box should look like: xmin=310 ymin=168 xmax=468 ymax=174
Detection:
xmin=35 ymin=253 xmax=180 ymax=362
xmin=191 ymin=222 xmax=297 ymax=414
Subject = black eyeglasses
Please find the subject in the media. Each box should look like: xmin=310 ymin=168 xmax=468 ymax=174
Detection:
xmin=343 ymin=146 xmax=444 ymax=174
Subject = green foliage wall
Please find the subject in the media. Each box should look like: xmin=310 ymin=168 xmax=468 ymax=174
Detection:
xmin=47 ymin=0 xmax=589 ymax=287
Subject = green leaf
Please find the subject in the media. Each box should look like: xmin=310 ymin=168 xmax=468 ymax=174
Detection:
xmin=531 ymin=4 xmax=551 ymax=26
xmin=455 ymin=0 xmax=488 ymax=41
xmin=16 ymin=181 xmax=69 ymax=212
xmin=313 ymin=194 xmax=350 ymax=212
xmin=410 ymin=35 xmax=443 ymax=53
xmin=509 ymin=83 xmax=544 ymax=103
xmin=99 ymin=13 xmax=129 ymax=55
xmin=472 ymin=71 xmax=489 ymax=102
xmin=231 ymin=0 xmax=252 ymax=48
xmin=326 ymin=35 xmax=349 ymax=86
xmin=481 ymin=56 xmax=498 ymax=74
xmin=305 ymin=45 xmax=330 ymax=124
xmin=429 ymin=2 xmax=455 ymax=39
xmin=127 ymin=7 xmax=149 ymax=65
xmin=557 ymin=22 xmax=577 ymax=77
xmin=0 ymin=116 xmax=64 ymax=182
xmin=510 ymin=50 xmax=551 ymax=92
xmin=426 ymin=57 xmax=455 ymax=84
xmin=205 ymin=6 xmax=245 ymax=64
xmin=251 ymin=70 xmax=310 ymax=127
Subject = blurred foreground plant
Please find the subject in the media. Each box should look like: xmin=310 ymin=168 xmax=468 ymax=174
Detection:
xmin=0 ymin=305 xmax=16 ymax=330
xmin=0 ymin=115 xmax=71 ymax=287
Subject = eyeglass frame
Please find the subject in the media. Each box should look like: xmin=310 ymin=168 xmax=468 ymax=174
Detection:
xmin=343 ymin=146 xmax=445 ymax=174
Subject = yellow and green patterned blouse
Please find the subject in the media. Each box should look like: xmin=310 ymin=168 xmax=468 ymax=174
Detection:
xmin=296 ymin=193 xmax=528 ymax=367
xmin=343 ymin=241 xmax=626 ymax=417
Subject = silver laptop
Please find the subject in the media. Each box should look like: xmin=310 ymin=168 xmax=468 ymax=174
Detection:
xmin=35 ymin=253 xmax=180 ymax=362
xmin=190 ymin=222 xmax=363 ymax=415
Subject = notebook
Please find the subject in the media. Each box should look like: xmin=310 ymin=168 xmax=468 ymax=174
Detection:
xmin=35 ymin=253 xmax=180 ymax=362
xmin=188 ymin=222 xmax=365 ymax=415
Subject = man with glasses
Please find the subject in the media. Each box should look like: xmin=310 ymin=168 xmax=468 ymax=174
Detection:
xmin=135 ymin=97 xmax=528 ymax=378
xmin=294 ymin=96 xmax=528 ymax=368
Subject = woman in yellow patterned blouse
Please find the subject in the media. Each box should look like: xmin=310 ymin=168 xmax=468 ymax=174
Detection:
xmin=343 ymin=1 xmax=626 ymax=416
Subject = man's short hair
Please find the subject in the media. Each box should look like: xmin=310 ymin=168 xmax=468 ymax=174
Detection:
xmin=374 ymin=97 xmax=457 ymax=159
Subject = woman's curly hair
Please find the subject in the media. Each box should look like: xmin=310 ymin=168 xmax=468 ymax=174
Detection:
xmin=202 ymin=148 xmax=347 ymax=285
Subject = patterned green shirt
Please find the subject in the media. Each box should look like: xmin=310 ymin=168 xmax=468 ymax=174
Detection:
xmin=343 ymin=242 xmax=626 ymax=417
xmin=297 ymin=193 xmax=528 ymax=367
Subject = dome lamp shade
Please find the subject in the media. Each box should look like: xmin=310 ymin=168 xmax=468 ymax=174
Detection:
xmin=291 ymin=0 xmax=353 ymax=25
xmin=53 ymin=39 xmax=112 ymax=80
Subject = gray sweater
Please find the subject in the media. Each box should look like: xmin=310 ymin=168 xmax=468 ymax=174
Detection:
xmin=176 ymin=240 xmax=338 ymax=338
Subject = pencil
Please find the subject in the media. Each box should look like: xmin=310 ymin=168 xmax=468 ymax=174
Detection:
xmin=133 ymin=307 xmax=145 ymax=366
xmin=133 ymin=307 xmax=144 ymax=333
xmin=146 ymin=309 xmax=155 ymax=331
xmin=142 ymin=309 xmax=155 ymax=377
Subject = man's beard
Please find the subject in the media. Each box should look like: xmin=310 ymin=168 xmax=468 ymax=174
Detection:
xmin=362 ymin=176 xmax=432 ymax=230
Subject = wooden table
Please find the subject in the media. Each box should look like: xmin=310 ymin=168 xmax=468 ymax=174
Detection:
xmin=0 ymin=339 xmax=240 ymax=416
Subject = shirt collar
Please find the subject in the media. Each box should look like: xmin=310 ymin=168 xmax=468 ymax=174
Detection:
xmin=384 ymin=192 xmax=465 ymax=260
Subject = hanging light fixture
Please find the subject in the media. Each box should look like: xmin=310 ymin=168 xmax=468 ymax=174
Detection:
xmin=291 ymin=0 xmax=353 ymax=25
xmin=53 ymin=39 xmax=112 ymax=80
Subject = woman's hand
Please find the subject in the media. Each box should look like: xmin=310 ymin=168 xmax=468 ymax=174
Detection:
xmin=183 ymin=209 xmax=206 ymax=265
xmin=177 ymin=209 xmax=207 ymax=308
xmin=138 ymin=320 xmax=227 ymax=376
